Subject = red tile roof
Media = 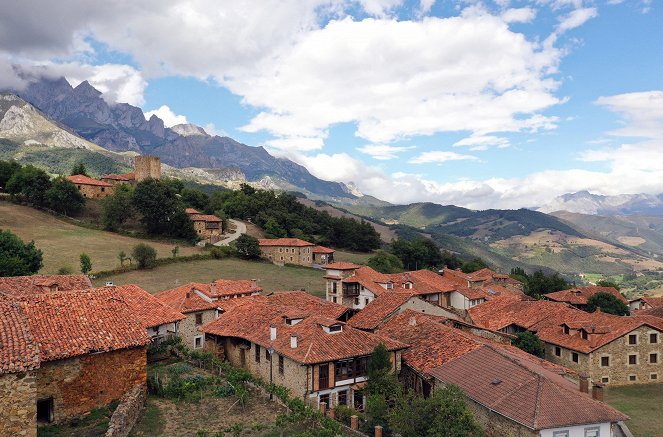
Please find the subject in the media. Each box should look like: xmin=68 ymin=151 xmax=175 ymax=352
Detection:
xmin=66 ymin=174 xmax=113 ymax=187
xmin=185 ymin=208 xmax=201 ymax=214
xmin=348 ymin=292 xmax=417 ymax=330
xmin=102 ymin=172 xmax=135 ymax=181
xmin=156 ymin=285 xmax=220 ymax=314
xmin=454 ymin=287 xmax=489 ymax=300
xmin=313 ymin=245 xmax=335 ymax=254
xmin=190 ymin=214 xmax=222 ymax=222
xmin=386 ymin=269 xmax=457 ymax=296
xmin=267 ymin=291 xmax=350 ymax=320
xmin=0 ymin=299 xmax=40 ymax=374
xmin=546 ymin=286 xmax=628 ymax=305
xmin=202 ymin=299 xmax=406 ymax=364
xmin=17 ymin=289 xmax=150 ymax=363
xmin=156 ymin=279 xmax=263 ymax=313
xmin=95 ymin=285 xmax=185 ymax=329
xmin=637 ymin=306 xmax=663 ymax=319
xmin=639 ymin=296 xmax=663 ymax=308
xmin=0 ymin=274 xmax=92 ymax=298
xmin=258 ymin=238 xmax=314 ymax=247
xmin=324 ymin=262 xmax=362 ymax=270
xmin=429 ymin=345 xmax=628 ymax=430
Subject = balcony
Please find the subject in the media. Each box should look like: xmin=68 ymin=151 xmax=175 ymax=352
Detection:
xmin=343 ymin=284 xmax=360 ymax=297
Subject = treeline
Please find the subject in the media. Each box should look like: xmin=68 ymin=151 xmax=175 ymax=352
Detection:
xmin=176 ymin=184 xmax=381 ymax=252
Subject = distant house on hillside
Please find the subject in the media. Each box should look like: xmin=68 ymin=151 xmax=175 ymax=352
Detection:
xmin=184 ymin=208 xmax=223 ymax=242
xmin=629 ymin=295 xmax=663 ymax=312
xmin=66 ymin=174 xmax=113 ymax=199
xmin=545 ymin=286 xmax=628 ymax=311
xmin=259 ymin=238 xmax=315 ymax=266
xmin=312 ymin=245 xmax=335 ymax=265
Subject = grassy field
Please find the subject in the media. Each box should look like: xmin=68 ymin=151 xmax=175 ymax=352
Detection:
xmin=334 ymin=249 xmax=372 ymax=265
xmin=605 ymin=384 xmax=663 ymax=437
xmin=0 ymin=202 xmax=201 ymax=274
xmin=93 ymin=258 xmax=327 ymax=296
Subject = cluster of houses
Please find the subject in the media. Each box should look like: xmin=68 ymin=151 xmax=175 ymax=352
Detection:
xmin=4 ymin=264 xmax=657 ymax=436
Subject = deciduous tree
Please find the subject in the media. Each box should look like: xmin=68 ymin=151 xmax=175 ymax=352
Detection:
xmin=587 ymin=292 xmax=630 ymax=316
xmin=45 ymin=177 xmax=85 ymax=215
xmin=0 ymin=230 xmax=43 ymax=276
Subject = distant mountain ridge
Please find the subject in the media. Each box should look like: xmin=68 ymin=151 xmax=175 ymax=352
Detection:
xmin=538 ymin=190 xmax=663 ymax=216
xmin=11 ymin=77 xmax=357 ymax=199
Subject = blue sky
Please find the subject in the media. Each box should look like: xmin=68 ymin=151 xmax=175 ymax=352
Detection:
xmin=1 ymin=0 xmax=662 ymax=209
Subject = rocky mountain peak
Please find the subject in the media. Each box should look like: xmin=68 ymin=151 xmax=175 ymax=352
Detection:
xmin=171 ymin=123 xmax=208 ymax=137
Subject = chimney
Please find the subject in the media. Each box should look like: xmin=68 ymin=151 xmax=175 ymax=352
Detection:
xmin=185 ymin=291 xmax=191 ymax=299
xmin=290 ymin=333 xmax=298 ymax=349
xmin=210 ymin=281 xmax=217 ymax=295
xmin=270 ymin=324 xmax=277 ymax=341
xmin=251 ymin=279 xmax=258 ymax=288
xmin=579 ymin=374 xmax=589 ymax=394
xmin=592 ymin=383 xmax=604 ymax=402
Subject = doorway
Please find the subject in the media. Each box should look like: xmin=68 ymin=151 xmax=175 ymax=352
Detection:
xmin=37 ymin=397 xmax=54 ymax=423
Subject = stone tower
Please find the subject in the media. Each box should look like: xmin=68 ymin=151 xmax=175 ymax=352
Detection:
xmin=134 ymin=155 xmax=161 ymax=181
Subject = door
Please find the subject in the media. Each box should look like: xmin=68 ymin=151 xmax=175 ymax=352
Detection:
xmin=37 ymin=397 xmax=54 ymax=423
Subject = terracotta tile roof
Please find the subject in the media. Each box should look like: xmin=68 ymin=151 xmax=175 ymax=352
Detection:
xmin=482 ymin=284 xmax=526 ymax=300
xmin=429 ymin=345 xmax=628 ymax=430
xmin=348 ymin=292 xmax=417 ymax=330
xmin=155 ymin=284 xmax=220 ymax=314
xmin=386 ymin=269 xmax=457 ymax=296
xmin=324 ymin=262 xmax=361 ymax=270
xmin=185 ymin=208 xmax=201 ymax=214
xmin=468 ymin=297 xmax=576 ymax=332
xmin=258 ymin=238 xmax=314 ymax=247
xmin=102 ymin=172 xmax=135 ymax=181
xmin=640 ymin=296 xmax=663 ymax=308
xmin=17 ymin=289 xmax=150 ymax=363
xmin=0 ymin=299 xmax=40 ymax=374
xmin=66 ymin=174 xmax=113 ymax=187
xmin=455 ymin=287 xmax=489 ymax=300
xmin=202 ymin=300 xmax=406 ymax=364
xmin=0 ymin=274 xmax=92 ymax=298
xmin=312 ymin=245 xmax=335 ymax=254
xmin=190 ymin=214 xmax=222 ymax=223
xmin=94 ymin=285 xmax=185 ymax=329
xmin=268 ymin=291 xmax=350 ymax=320
xmin=637 ymin=306 xmax=663 ymax=319
xmin=200 ymin=279 xmax=262 ymax=299
xmin=156 ymin=279 xmax=262 ymax=313
xmin=546 ymin=286 xmax=628 ymax=305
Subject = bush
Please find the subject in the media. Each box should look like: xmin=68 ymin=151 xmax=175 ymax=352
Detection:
xmin=0 ymin=229 xmax=43 ymax=276
xmin=57 ymin=266 xmax=74 ymax=275
xmin=234 ymin=234 xmax=261 ymax=260
xmin=132 ymin=243 xmax=157 ymax=269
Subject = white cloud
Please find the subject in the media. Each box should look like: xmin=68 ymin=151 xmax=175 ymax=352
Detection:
xmin=144 ymin=105 xmax=187 ymax=127
xmin=419 ymin=0 xmax=436 ymax=15
xmin=557 ymin=7 xmax=597 ymax=32
xmin=356 ymin=144 xmax=415 ymax=160
xmin=501 ymin=7 xmax=537 ymax=23
xmin=357 ymin=0 xmax=404 ymax=17
xmin=408 ymin=151 xmax=478 ymax=164
xmin=453 ymin=135 xmax=510 ymax=150
xmin=595 ymin=91 xmax=663 ymax=138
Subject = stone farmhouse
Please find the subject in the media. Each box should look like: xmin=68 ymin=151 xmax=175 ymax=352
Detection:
xmin=201 ymin=291 xmax=406 ymax=410
xmin=0 ymin=288 xmax=150 ymax=436
xmin=629 ymin=295 xmax=663 ymax=312
xmin=185 ymin=208 xmax=223 ymax=242
xmin=101 ymin=155 xmax=161 ymax=186
xmin=156 ymin=279 xmax=263 ymax=350
xmin=469 ymin=297 xmax=663 ymax=386
xmin=312 ymin=245 xmax=335 ymax=265
xmin=545 ymin=286 xmax=628 ymax=311
xmin=66 ymin=174 xmax=114 ymax=199
xmin=378 ymin=311 xmax=628 ymax=437
xmin=259 ymin=238 xmax=315 ymax=266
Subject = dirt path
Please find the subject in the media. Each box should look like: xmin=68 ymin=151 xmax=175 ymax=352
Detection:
xmin=214 ymin=219 xmax=247 ymax=246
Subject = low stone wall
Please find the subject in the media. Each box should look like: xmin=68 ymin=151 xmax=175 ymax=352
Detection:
xmin=105 ymin=385 xmax=147 ymax=437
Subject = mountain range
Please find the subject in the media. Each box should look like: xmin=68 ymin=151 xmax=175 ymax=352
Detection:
xmin=538 ymin=190 xmax=663 ymax=216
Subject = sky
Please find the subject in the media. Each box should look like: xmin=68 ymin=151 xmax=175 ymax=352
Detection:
xmin=1 ymin=0 xmax=662 ymax=209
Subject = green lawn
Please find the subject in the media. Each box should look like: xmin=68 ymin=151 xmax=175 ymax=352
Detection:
xmin=334 ymin=249 xmax=373 ymax=265
xmin=93 ymin=258 xmax=327 ymax=296
xmin=605 ymin=384 xmax=663 ymax=437
xmin=0 ymin=202 xmax=200 ymax=274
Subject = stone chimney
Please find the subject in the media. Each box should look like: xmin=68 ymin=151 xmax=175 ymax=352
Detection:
xmin=210 ymin=281 xmax=217 ymax=295
xmin=592 ymin=383 xmax=604 ymax=402
xmin=579 ymin=374 xmax=589 ymax=394
xmin=290 ymin=333 xmax=298 ymax=349
xmin=185 ymin=291 xmax=191 ymax=299
xmin=270 ymin=324 xmax=277 ymax=341
xmin=251 ymin=279 xmax=258 ymax=288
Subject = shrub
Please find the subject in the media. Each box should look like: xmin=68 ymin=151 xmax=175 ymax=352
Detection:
xmin=132 ymin=243 xmax=157 ymax=269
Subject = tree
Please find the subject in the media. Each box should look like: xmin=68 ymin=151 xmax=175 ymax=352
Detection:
xmin=171 ymin=246 xmax=179 ymax=258
xmin=389 ymin=385 xmax=483 ymax=437
xmin=181 ymin=188 xmax=209 ymax=211
xmin=118 ymin=250 xmax=127 ymax=266
xmin=461 ymin=257 xmax=488 ymax=273
xmin=70 ymin=162 xmax=88 ymax=176
xmin=368 ymin=251 xmax=404 ymax=274
xmin=0 ymin=160 xmax=21 ymax=189
xmin=79 ymin=253 xmax=92 ymax=275
xmin=512 ymin=332 xmax=545 ymax=358
xmin=102 ymin=185 xmax=134 ymax=231
xmin=45 ymin=177 xmax=85 ymax=215
xmin=133 ymin=179 xmax=196 ymax=241
xmin=389 ymin=238 xmax=443 ymax=270
xmin=596 ymin=279 xmax=620 ymax=290
xmin=586 ymin=292 xmax=630 ymax=316
xmin=522 ymin=270 xmax=570 ymax=297
xmin=0 ymin=229 xmax=43 ymax=276
xmin=234 ymin=234 xmax=261 ymax=259
xmin=6 ymin=165 xmax=52 ymax=206
xmin=364 ymin=343 xmax=401 ymax=432
xmin=132 ymin=243 xmax=157 ymax=269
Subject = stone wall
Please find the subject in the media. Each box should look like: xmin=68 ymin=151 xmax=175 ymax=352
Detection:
xmin=134 ymin=156 xmax=161 ymax=181
xmin=464 ymin=396 xmax=538 ymax=437
xmin=0 ymin=371 xmax=37 ymax=437
xmin=36 ymin=347 xmax=147 ymax=423
xmin=73 ymin=183 xmax=114 ymax=199
xmin=105 ymin=384 xmax=147 ymax=437
xmin=261 ymin=245 xmax=313 ymax=266
xmin=178 ymin=309 xmax=216 ymax=350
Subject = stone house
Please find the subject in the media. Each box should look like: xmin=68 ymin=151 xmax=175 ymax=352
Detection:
xmin=0 ymin=288 xmax=150 ymax=435
xmin=546 ymin=286 xmax=628 ymax=311
xmin=201 ymin=292 xmax=405 ymax=410
xmin=469 ymin=297 xmax=663 ymax=386
xmin=156 ymin=279 xmax=263 ymax=349
xmin=101 ymin=172 xmax=136 ymax=186
xmin=66 ymin=174 xmax=114 ymax=199
xmin=185 ymin=208 xmax=223 ymax=242
xmin=258 ymin=238 xmax=315 ymax=266
xmin=629 ymin=295 xmax=663 ymax=312
xmin=312 ymin=245 xmax=335 ymax=265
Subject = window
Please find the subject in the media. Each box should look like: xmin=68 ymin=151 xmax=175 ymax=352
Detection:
xmin=628 ymin=334 xmax=637 ymax=345
xmin=194 ymin=335 xmax=203 ymax=349
xmin=266 ymin=348 xmax=270 ymax=361
xmin=584 ymin=427 xmax=600 ymax=437
xmin=335 ymin=357 xmax=369 ymax=381
xmin=650 ymin=353 xmax=658 ymax=364
xmin=563 ymin=325 xmax=570 ymax=335
xmin=651 ymin=373 xmax=658 ymax=380
xmin=332 ymin=282 xmax=337 ymax=293
xmin=629 ymin=375 xmax=637 ymax=382
xmin=628 ymin=354 xmax=637 ymax=365
xmin=338 ymin=390 xmax=348 ymax=405
xmin=364 ymin=298 xmax=370 ymax=306
xmin=279 ymin=248 xmax=283 ymax=252
xmin=279 ymin=355 xmax=284 ymax=375
xmin=651 ymin=333 xmax=659 ymax=344
xmin=255 ymin=344 xmax=261 ymax=363
xmin=581 ymin=330 xmax=588 ymax=340
xmin=555 ymin=346 xmax=561 ymax=357
xmin=319 ymin=363 xmax=330 ymax=390
xmin=601 ymin=377 xmax=609 ymax=383
xmin=572 ymin=352 xmax=579 ymax=363
xmin=319 ymin=393 xmax=330 ymax=408
xmin=332 ymin=297 xmax=337 ymax=303
xmin=601 ymin=356 xmax=610 ymax=367
xmin=354 ymin=297 xmax=359 ymax=305
xmin=37 ymin=397 xmax=54 ymax=423
xmin=195 ymin=313 xmax=203 ymax=325
xmin=552 ymin=431 xmax=569 ymax=437
xmin=101 ymin=187 xmax=105 ymax=192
